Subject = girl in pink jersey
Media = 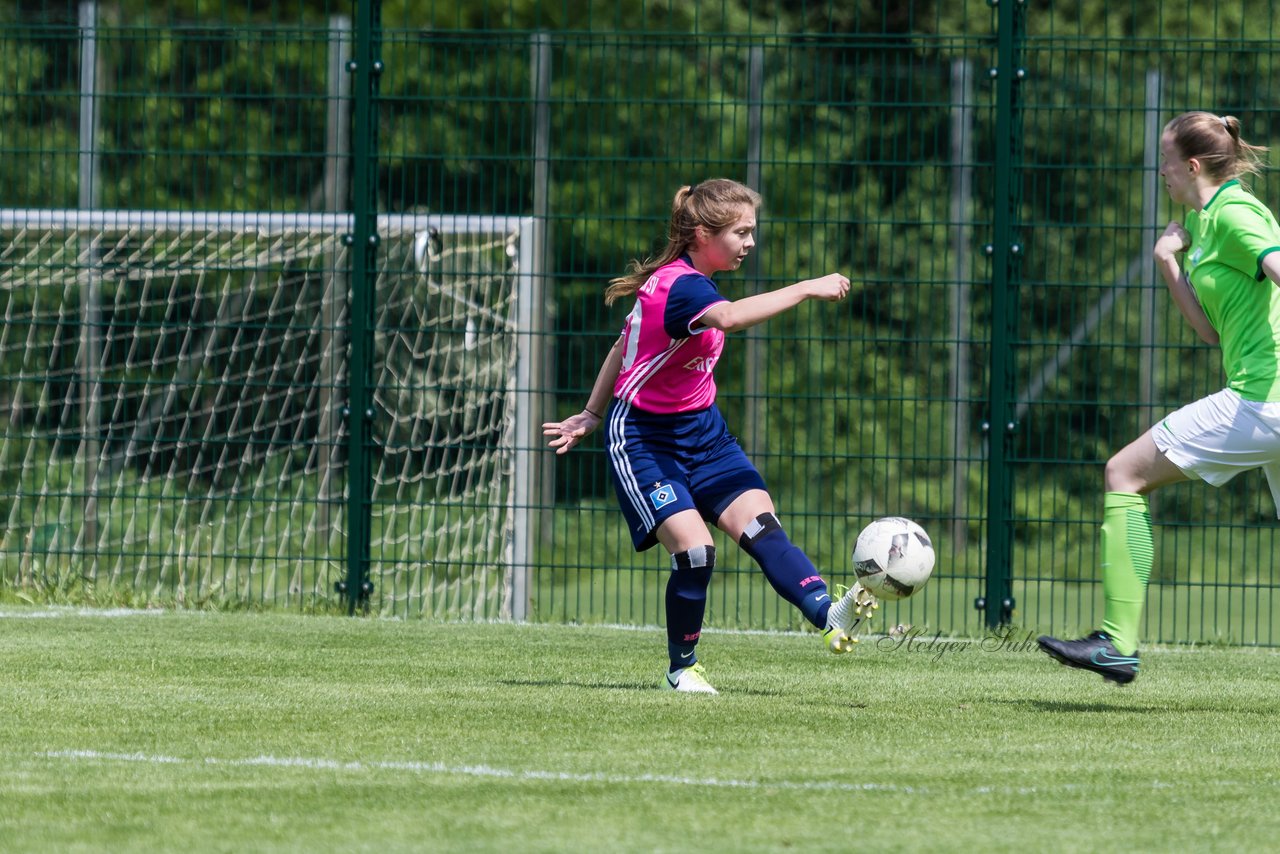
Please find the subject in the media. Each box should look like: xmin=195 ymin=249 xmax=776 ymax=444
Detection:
xmin=544 ymin=179 xmax=877 ymax=693
xmin=1039 ymin=113 xmax=1280 ymax=685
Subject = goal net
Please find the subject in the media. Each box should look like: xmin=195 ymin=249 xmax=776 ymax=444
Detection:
xmin=0 ymin=209 xmax=541 ymax=617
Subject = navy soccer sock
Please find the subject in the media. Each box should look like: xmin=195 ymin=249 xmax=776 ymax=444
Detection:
xmin=738 ymin=512 xmax=831 ymax=629
xmin=666 ymin=545 xmax=715 ymax=672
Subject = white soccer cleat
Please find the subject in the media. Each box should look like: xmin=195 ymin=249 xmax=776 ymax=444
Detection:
xmin=663 ymin=662 xmax=718 ymax=694
xmin=823 ymin=582 xmax=879 ymax=654
xmin=822 ymin=625 xmax=858 ymax=653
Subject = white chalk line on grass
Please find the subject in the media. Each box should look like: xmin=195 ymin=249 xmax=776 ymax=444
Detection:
xmin=36 ymin=749 xmax=1276 ymax=796
xmin=4 ymin=608 xmax=1279 ymax=657
xmin=0 ymin=607 xmax=169 ymax=619
xmin=41 ymin=749 xmax=912 ymax=794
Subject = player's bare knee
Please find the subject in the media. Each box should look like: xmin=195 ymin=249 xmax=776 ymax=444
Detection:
xmin=1104 ymin=454 xmax=1139 ymax=493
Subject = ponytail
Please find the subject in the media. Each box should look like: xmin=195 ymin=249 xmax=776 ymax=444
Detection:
xmin=1218 ymin=115 xmax=1269 ymax=182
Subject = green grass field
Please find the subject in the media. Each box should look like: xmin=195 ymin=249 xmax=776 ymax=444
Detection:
xmin=3 ymin=609 xmax=1278 ymax=853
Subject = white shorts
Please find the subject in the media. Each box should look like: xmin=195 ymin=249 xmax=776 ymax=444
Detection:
xmin=1151 ymin=387 xmax=1280 ymax=518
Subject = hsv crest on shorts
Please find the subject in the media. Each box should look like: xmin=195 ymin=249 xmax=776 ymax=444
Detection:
xmin=649 ymin=483 xmax=676 ymax=510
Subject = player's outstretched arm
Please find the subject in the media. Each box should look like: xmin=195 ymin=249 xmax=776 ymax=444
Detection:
xmin=1154 ymin=221 xmax=1219 ymax=346
xmin=542 ymin=336 xmax=624 ymax=455
xmin=698 ymin=273 xmax=849 ymax=334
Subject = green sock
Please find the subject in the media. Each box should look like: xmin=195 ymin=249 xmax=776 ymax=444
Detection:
xmin=1099 ymin=492 xmax=1153 ymax=656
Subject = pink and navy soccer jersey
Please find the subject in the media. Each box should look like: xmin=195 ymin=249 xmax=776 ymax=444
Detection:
xmin=604 ymin=255 xmax=764 ymax=550
xmin=613 ymin=256 xmax=728 ymax=413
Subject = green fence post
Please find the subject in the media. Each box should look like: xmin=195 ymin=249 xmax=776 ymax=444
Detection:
xmin=341 ymin=0 xmax=381 ymax=614
xmin=982 ymin=0 xmax=1026 ymax=629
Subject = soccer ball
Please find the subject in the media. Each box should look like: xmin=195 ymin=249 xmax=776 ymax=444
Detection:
xmin=851 ymin=517 xmax=936 ymax=600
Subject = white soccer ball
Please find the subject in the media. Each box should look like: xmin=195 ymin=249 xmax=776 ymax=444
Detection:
xmin=851 ymin=516 xmax=936 ymax=600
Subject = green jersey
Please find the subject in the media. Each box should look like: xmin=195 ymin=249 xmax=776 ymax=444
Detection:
xmin=1184 ymin=180 xmax=1280 ymax=402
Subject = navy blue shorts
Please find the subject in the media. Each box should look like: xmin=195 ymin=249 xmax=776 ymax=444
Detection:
xmin=604 ymin=399 xmax=767 ymax=551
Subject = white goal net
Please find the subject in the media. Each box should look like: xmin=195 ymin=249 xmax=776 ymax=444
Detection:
xmin=0 ymin=209 xmax=542 ymax=617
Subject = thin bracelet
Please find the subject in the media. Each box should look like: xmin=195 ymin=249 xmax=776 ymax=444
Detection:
xmin=584 ymin=405 xmax=603 ymax=419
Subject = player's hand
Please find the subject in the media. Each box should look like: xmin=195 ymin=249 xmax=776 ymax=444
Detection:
xmin=1154 ymin=221 xmax=1191 ymax=261
xmin=542 ymin=410 xmax=602 ymax=455
xmin=803 ymin=273 xmax=851 ymax=302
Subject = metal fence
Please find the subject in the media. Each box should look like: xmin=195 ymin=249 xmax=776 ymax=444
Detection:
xmin=2 ymin=1 xmax=1278 ymax=644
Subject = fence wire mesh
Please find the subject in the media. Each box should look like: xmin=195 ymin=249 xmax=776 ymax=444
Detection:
xmin=2 ymin=1 xmax=1278 ymax=643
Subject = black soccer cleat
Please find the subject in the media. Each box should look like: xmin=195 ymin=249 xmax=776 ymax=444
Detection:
xmin=1037 ymin=630 xmax=1140 ymax=685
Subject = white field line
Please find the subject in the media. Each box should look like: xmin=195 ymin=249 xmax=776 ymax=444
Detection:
xmin=41 ymin=749 xmax=912 ymax=794
xmin=0 ymin=607 xmax=170 ymax=619
xmin=3 ymin=608 xmax=1278 ymax=656
xmin=37 ymin=749 xmax=1278 ymax=796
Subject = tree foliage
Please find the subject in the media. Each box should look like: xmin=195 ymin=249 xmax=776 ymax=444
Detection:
xmin=5 ymin=0 xmax=1280 ymax=584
